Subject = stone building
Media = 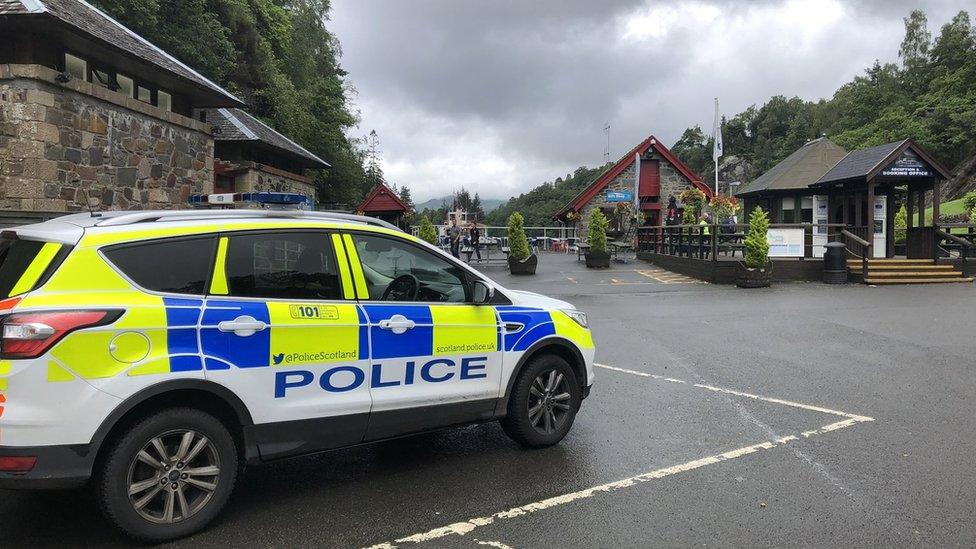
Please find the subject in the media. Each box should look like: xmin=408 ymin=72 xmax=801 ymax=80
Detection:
xmin=554 ymin=135 xmax=713 ymax=236
xmin=197 ymin=107 xmax=328 ymax=201
xmin=0 ymin=0 xmax=246 ymax=213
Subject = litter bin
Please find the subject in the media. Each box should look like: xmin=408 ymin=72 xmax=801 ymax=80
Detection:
xmin=823 ymin=241 xmax=848 ymax=284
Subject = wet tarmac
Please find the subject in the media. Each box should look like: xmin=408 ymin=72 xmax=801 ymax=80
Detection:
xmin=2 ymin=253 xmax=975 ymax=547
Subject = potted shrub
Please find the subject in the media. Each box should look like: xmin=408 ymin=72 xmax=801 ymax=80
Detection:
xmin=507 ymin=212 xmax=537 ymax=274
xmin=418 ymin=215 xmax=439 ymax=245
xmin=736 ymin=206 xmax=771 ymax=288
xmin=585 ymin=208 xmax=611 ymax=268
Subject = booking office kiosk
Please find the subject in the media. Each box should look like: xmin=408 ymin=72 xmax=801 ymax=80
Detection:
xmin=811 ymin=195 xmax=886 ymax=258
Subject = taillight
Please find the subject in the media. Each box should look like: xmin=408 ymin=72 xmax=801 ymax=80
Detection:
xmin=0 ymin=310 xmax=121 ymax=359
xmin=0 ymin=456 xmax=37 ymax=472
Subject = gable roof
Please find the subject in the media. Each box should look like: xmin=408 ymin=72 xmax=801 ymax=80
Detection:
xmin=554 ymin=135 xmax=711 ymax=219
xmin=2 ymin=0 xmax=241 ymax=106
xmin=736 ymin=137 xmax=847 ymax=197
xmin=813 ymin=138 xmax=952 ymax=186
xmin=358 ymin=183 xmax=410 ymax=213
xmin=203 ymin=108 xmax=330 ymax=169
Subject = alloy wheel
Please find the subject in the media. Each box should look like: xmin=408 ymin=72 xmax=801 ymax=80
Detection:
xmin=527 ymin=369 xmax=572 ymax=434
xmin=125 ymin=429 xmax=221 ymax=524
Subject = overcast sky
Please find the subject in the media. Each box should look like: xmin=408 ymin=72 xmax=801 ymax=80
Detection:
xmin=330 ymin=0 xmax=964 ymax=202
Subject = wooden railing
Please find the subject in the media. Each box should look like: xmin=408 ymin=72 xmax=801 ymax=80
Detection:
xmin=936 ymin=227 xmax=973 ymax=273
xmin=636 ymin=223 xmax=851 ymax=261
xmin=840 ymin=229 xmax=871 ymax=280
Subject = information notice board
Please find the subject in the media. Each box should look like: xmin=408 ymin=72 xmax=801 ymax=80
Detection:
xmin=767 ymin=228 xmax=804 ymax=257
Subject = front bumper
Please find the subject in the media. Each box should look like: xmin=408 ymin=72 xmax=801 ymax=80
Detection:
xmin=0 ymin=443 xmax=95 ymax=489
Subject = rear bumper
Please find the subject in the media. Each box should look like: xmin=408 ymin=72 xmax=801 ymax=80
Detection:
xmin=0 ymin=443 xmax=95 ymax=490
xmin=582 ymin=383 xmax=591 ymax=400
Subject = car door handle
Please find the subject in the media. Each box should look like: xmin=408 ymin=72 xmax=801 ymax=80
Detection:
xmin=217 ymin=315 xmax=267 ymax=337
xmin=378 ymin=314 xmax=415 ymax=335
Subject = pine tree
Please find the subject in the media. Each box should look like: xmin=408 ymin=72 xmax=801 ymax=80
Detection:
xmin=744 ymin=207 xmax=770 ymax=269
xmin=418 ymin=216 xmax=438 ymax=245
xmin=588 ymin=209 xmax=608 ymax=253
xmin=507 ymin=212 xmax=531 ymax=261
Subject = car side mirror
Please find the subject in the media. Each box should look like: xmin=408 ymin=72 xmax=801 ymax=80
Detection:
xmin=471 ymin=280 xmax=494 ymax=304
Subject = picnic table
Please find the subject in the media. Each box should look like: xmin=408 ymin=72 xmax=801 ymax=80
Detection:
xmin=609 ymin=240 xmax=633 ymax=258
xmin=462 ymin=242 xmax=509 ymax=265
xmin=576 ymin=243 xmax=590 ymax=261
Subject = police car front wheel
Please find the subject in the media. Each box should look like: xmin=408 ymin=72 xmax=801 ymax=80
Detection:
xmin=97 ymin=408 xmax=239 ymax=542
xmin=501 ymin=355 xmax=581 ymax=448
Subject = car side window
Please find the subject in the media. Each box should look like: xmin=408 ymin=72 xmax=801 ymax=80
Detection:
xmin=104 ymin=236 xmax=216 ymax=295
xmin=351 ymin=234 xmax=469 ymax=303
xmin=224 ymin=232 xmax=341 ymax=300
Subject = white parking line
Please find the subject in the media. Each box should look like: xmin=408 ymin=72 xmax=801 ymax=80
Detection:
xmin=363 ymin=364 xmax=875 ymax=548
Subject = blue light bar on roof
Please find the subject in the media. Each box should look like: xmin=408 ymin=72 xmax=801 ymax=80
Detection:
xmin=188 ymin=191 xmax=316 ymax=209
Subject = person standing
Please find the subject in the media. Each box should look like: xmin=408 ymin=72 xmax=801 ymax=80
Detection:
xmin=469 ymin=222 xmax=482 ymax=262
xmin=448 ymin=219 xmax=461 ymax=258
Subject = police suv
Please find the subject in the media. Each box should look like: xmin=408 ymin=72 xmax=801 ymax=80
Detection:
xmin=0 ymin=202 xmax=594 ymax=541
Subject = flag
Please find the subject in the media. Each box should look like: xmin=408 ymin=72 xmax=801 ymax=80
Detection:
xmin=712 ymin=97 xmax=723 ymax=162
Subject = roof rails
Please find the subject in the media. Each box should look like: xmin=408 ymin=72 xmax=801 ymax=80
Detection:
xmin=95 ymin=209 xmax=402 ymax=232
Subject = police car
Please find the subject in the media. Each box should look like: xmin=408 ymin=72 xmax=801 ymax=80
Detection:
xmin=0 ymin=198 xmax=594 ymax=541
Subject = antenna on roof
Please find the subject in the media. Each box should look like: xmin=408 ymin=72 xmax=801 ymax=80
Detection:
xmin=603 ymin=123 xmax=611 ymax=164
xmin=82 ymin=187 xmax=97 ymax=217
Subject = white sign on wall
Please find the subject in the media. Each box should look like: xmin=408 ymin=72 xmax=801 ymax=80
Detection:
xmin=767 ymin=228 xmax=804 ymax=257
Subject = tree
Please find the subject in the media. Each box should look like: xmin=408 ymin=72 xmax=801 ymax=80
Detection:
xmin=397 ymin=185 xmax=414 ymax=209
xmin=894 ymin=204 xmax=907 ymax=244
xmin=418 ymin=215 xmax=438 ymax=245
xmin=93 ymin=0 xmax=370 ymax=207
xmin=744 ymin=207 xmax=770 ymax=269
xmin=507 ymin=212 xmax=531 ymax=261
xmin=587 ymin=208 xmax=608 ymax=253
xmin=363 ymin=130 xmax=384 ymax=188
xmin=899 ymin=10 xmax=931 ymax=70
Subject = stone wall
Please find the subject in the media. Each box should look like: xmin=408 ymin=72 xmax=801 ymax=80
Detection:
xmin=217 ymin=159 xmax=316 ymax=199
xmin=0 ymin=65 xmax=213 ymax=213
xmin=576 ymin=150 xmax=702 ymax=237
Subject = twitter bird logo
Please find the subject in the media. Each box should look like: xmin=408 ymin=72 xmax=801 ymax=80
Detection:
xmin=272 ymin=353 xmax=285 ymax=365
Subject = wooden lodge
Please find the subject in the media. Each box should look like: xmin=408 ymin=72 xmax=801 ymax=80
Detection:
xmin=637 ymin=138 xmax=974 ymax=284
xmin=357 ymin=182 xmax=411 ymax=229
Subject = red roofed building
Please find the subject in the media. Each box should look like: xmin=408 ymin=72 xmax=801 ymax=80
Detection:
xmin=357 ymin=183 xmax=411 ymax=228
xmin=555 ymin=135 xmax=713 ymax=236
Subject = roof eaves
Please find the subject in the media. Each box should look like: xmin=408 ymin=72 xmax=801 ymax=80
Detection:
xmin=69 ymin=0 xmax=244 ymax=105
xmin=236 ymin=110 xmax=330 ymax=168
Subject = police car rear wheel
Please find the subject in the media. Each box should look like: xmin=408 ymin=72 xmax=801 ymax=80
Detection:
xmin=501 ymin=355 xmax=580 ymax=448
xmin=97 ymin=408 xmax=239 ymax=542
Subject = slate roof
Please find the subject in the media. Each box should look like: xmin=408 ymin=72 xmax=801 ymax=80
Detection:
xmin=814 ymin=140 xmax=908 ymax=185
xmin=736 ymin=137 xmax=847 ymax=196
xmin=2 ymin=0 xmax=241 ymax=105
xmin=203 ymin=108 xmax=330 ymax=169
xmin=0 ymin=0 xmax=32 ymax=15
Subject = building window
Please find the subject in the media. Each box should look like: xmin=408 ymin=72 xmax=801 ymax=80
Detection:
xmin=116 ymin=74 xmax=135 ymax=98
xmin=800 ymin=196 xmax=813 ymax=223
xmin=137 ymin=86 xmax=151 ymax=103
xmin=64 ymin=53 xmax=88 ymax=82
xmin=157 ymin=90 xmax=172 ymax=112
xmin=781 ymin=197 xmax=795 ymax=223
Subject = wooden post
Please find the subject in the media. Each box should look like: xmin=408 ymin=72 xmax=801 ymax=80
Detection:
xmin=906 ymin=187 xmax=914 ymax=230
xmin=842 ymin=188 xmax=850 ymax=225
xmin=932 ymin=178 xmax=941 ymax=228
xmin=866 ymin=181 xmax=875 ymax=259
xmin=917 ymin=187 xmax=926 ymax=227
xmin=886 ymin=190 xmax=895 ymax=258
xmin=855 ymin=189 xmax=863 ymax=227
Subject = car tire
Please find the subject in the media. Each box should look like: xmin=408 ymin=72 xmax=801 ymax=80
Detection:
xmin=501 ymin=354 xmax=581 ymax=448
xmin=96 ymin=408 xmax=239 ymax=543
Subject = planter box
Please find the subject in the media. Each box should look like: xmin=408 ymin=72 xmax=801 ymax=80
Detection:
xmin=585 ymin=250 xmax=611 ymax=268
xmin=508 ymin=254 xmax=538 ymax=275
xmin=735 ymin=262 xmax=771 ymax=288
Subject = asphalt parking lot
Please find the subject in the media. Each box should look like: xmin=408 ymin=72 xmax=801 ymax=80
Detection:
xmin=2 ymin=252 xmax=975 ymax=547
